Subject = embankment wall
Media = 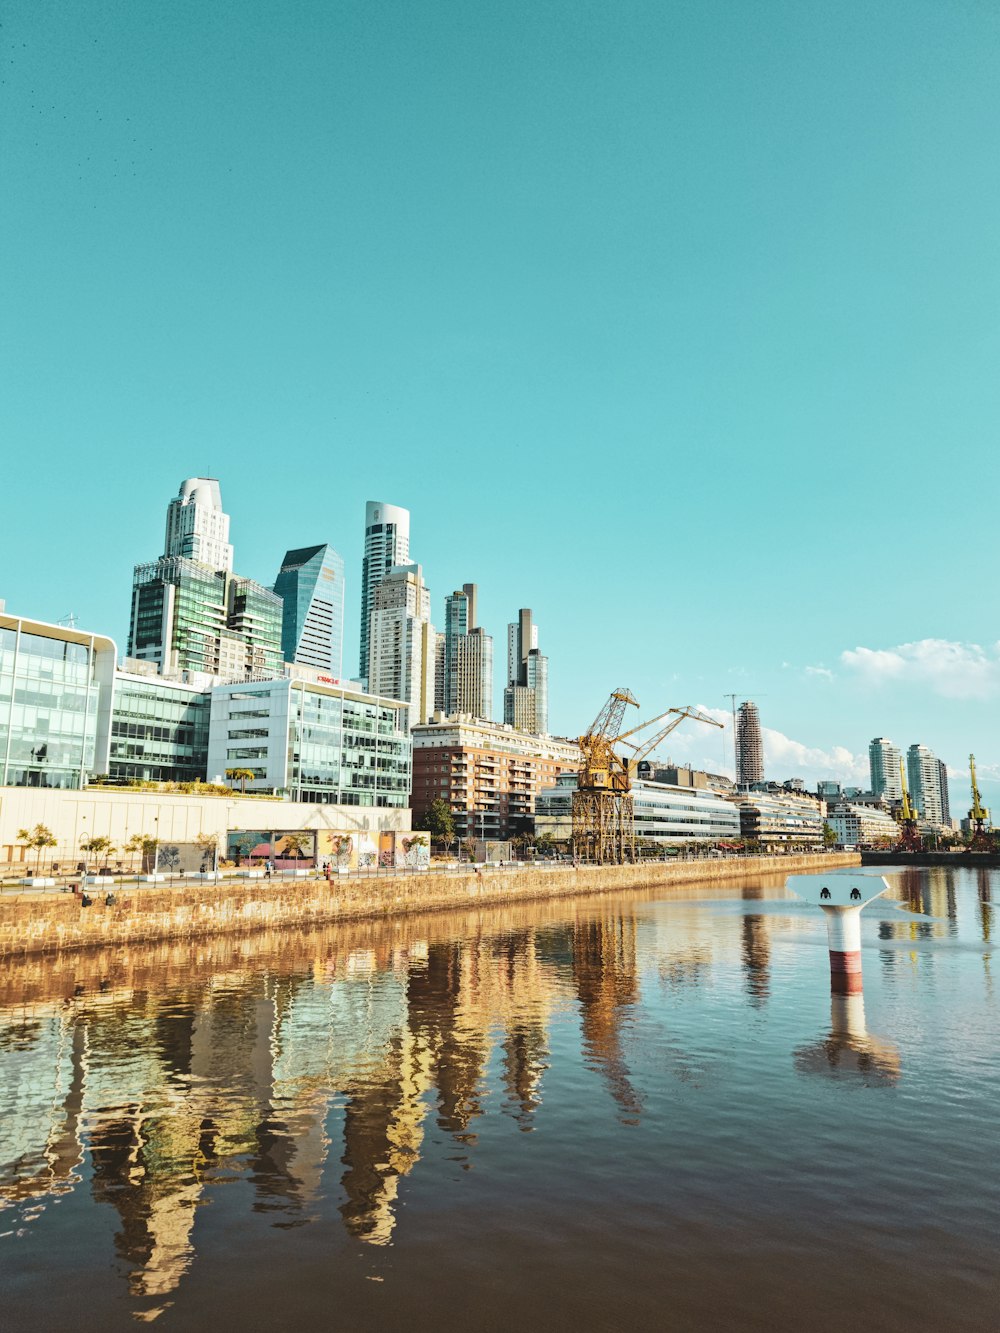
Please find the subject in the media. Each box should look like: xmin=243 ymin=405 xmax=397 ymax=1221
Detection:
xmin=0 ymin=854 xmax=859 ymax=958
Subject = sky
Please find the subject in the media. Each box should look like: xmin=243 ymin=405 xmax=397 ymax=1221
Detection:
xmin=1 ymin=0 xmax=998 ymax=808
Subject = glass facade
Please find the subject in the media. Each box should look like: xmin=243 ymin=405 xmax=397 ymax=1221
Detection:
xmin=0 ymin=623 xmax=109 ymax=789
xmin=274 ymin=544 xmax=345 ymax=676
xmin=209 ymin=679 xmax=412 ymax=808
xmin=109 ymin=675 xmax=211 ymax=783
xmin=289 ymin=689 xmax=410 ymax=807
xmin=129 ymin=559 xmax=282 ymax=680
xmin=535 ymin=777 xmax=740 ymax=844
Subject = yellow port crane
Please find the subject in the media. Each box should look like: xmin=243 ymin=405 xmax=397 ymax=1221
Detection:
xmin=897 ymin=758 xmax=922 ymax=852
xmin=968 ymin=753 xmax=993 ymax=850
xmin=573 ymin=689 xmax=723 ymax=863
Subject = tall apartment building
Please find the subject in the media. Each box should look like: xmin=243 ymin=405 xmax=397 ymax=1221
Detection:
xmin=274 ymin=543 xmax=345 ymax=677
xmin=443 ymin=584 xmax=493 ymax=719
xmin=367 ymin=564 xmax=435 ymax=728
xmin=164 ymin=477 xmax=233 ymax=571
xmin=869 ymin=737 xmax=903 ymax=800
xmin=128 ymin=478 xmax=283 ymax=681
xmin=411 ymin=717 xmax=578 ymax=840
xmin=736 ymin=701 xmax=764 ymax=787
xmin=907 ymin=743 xmax=944 ymax=825
xmin=359 ymin=501 xmax=410 ymax=688
xmin=937 ymin=758 xmax=951 ymax=825
xmin=503 ymin=608 xmax=548 ymax=734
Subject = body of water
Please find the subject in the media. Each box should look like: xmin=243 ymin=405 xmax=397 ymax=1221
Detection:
xmin=1 ymin=865 xmax=997 ymax=1330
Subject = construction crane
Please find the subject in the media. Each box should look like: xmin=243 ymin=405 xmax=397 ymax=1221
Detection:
xmin=896 ymin=758 xmax=922 ymax=852
xmin=968 ymin=753 xmax=993 ymax=850
xmin=573 ymin=689 xmax=723 ymax=864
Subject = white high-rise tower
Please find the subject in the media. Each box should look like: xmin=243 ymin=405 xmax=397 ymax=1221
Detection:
xmin=359 ymin=501 xmax=410 ymax=688
xmin=164 ymin=478 xmax=233 ymax=571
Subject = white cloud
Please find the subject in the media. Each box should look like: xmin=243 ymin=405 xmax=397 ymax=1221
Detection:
xmin=654 ymin=705 xmax=868 ymax=787
xmin=841 ymin=639 xmax=1000 ymax=700
xmin=805 ymin=665 xmax=834 ymax=679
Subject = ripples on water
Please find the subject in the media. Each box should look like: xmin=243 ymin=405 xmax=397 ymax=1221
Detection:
xmin=1 ymin=867 xmax=997 ymax=1331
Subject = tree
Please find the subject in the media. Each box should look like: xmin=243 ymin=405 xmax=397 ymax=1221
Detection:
xmin=414 ymin=798 xmax=455 ymax=846
xmin=17 ymin=824 xmax=57 ymax=875
xmin=80 ymin=835 xmax=114 ymax=869
xmin=196 ymin=832 xmax=220 ymax=873
xmin=822 ymin=822 xmax=838 ymax=848
xmin=123 ymin=833 xmax=158 ymax=873
xmin=226 ymin=767 xmax=256 ymax=795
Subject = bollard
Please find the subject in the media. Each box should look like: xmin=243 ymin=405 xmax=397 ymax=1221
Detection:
xmin=786 ymin=873 xmax=890 ymax=994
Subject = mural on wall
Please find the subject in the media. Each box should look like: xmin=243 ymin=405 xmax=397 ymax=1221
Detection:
xmin=357 ymin=834 xmax=378 ymax=869
xmin=226 ymin=831 xmax=271 ymax=865
xmin=225 ymin=830 xmax=316 ymax=867
xmin=316 ymin=831 xmax=357 ymax=870
xmin=396 ymin=834 xmax=430 ymax=869
xmin=378 ymin=832 xmax=395 ymax=868
xmin=155 ymin=842 xmax=213 ymax=875
xmin=273 ymin=831 xmax=316 ymax=867
xmin=474 ymin=840 xmax=512 ymax=865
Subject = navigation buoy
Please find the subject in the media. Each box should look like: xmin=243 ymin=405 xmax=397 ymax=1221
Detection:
xmin=786 ymin=873 xmax=891 ymax=994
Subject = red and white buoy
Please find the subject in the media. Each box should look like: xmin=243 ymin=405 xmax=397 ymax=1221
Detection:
xmin=786 ymin=873 xmax=890 ymax=994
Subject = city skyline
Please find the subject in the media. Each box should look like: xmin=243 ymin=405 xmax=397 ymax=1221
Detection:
xmin=1 ymin=2 xmax=996 ymax=807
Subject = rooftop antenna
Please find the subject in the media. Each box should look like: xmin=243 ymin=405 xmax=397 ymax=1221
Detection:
xmin=58 ymin=612 xmax=78 ymax=629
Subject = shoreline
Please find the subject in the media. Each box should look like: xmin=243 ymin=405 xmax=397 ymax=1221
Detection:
xmin=0 ymin=853 xmax=858 ymax=959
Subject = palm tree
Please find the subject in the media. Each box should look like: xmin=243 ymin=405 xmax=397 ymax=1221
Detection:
xmin=80 ymin=835 xmax=115 ymax=870
xmin=226 ymin=767 xmax=256 ymax=795
xmin=123 ymin=833 xmax=158 ymax=873
xmin=17 ymin=824 xmax=57 ymax=875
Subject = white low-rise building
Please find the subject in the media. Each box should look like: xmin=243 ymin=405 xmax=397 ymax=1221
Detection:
xmin=826 ymin=800 xmax=899 ymax=848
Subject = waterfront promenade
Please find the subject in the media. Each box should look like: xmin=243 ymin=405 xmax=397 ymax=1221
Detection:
xmin=0 ymin=853 xmax=857 ymax=957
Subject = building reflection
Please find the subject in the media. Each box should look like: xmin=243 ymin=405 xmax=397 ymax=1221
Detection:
xmin=572 ymin=913 xmax=641 ymax=1122
xmin=0 ymin=903 xmax=653 ymax=1310
xmin=793 ymin=993 xmax=901 ymax=1086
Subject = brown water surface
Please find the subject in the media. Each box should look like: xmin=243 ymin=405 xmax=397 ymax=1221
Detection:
xmin=1 ymin=866 xmax=997 ymax=1330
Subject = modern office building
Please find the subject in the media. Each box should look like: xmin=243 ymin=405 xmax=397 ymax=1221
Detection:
xmin=869 ymin=737 xmax=903 ymax=801
xmin=411 ymin=717 xmax=578 ymax=840
xmin=163 ymin=477 xmax=233 ymax=571
xmin=367 ymin=564 xmax=435 ymax=729
xmin=907 ymin=743 xmax=944 ymax=825
xmin=735 ymin=790 xmax=824 ymax=848
xmin=442 ymin=584 xmax=493 ymax=720
xmin=503 ymin=608 xmax=548 ymax=734
xmin=359 ymin=501 xmax=410 ymax=688
xmin=128 ymin=558 xmax=283 ymax=680
xmin=128 ymin=479 xmax=282 ymax=681
xmin=207 ymin=674 xmax=411 ymax=807
xmin=0 ymin=612 xmax=116 ymax=789
xmin=534 ymin=774 xmax=741 ymax=846
xmin=274 ymin=543 xmax=345 ymax=677
xmin=825 ymin=799 xmax=899 ymax=848
xmin=736 ymin=701 xmax=764 ymax=787
xmin=108 ymin=663 xmax=212 ymax=785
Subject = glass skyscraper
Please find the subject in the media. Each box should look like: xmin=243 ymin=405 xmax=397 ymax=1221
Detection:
xmin=274 ymin=544 xmax=345 ymax=677
xmin=128 ymin=479 xmax=282 ymax=681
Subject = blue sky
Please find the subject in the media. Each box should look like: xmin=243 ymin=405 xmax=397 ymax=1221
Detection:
xmin=1 ymin=1 xmax=998 ymax=806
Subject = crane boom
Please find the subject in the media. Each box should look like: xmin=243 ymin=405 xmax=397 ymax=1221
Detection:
xmin=969 ymin=753 xmax=987 ymax=822
xmin=573 ymin=691 xmax=724 ymax=863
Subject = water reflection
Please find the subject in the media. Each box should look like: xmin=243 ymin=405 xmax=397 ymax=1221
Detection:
xmin=0 ymin=869 xmax=994 ymax=1327
xmin=794 ymin=994 xmax=901 ymax=1086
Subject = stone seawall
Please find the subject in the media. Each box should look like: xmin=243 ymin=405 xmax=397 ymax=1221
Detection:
xmin=0 ymin=854 xmax=859 ymax=958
